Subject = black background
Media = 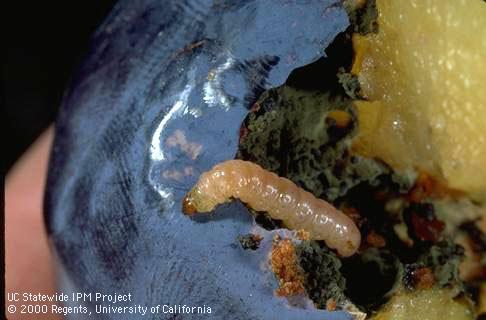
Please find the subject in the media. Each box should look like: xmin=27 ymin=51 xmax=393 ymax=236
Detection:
xmin=3 ymin=1 xmax=116 ymax=174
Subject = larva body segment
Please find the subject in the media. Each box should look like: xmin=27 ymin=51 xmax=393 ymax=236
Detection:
xmin=183 ymin=160 xmax=361 ymax=257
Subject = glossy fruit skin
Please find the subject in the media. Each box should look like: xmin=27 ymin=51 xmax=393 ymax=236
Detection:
xmin=45 ymin=0 xmax=351 ymax=319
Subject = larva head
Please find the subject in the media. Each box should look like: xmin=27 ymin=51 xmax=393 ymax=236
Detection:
xmin=182 ymin=195 xmax=198 ymax=215
xmin=181 ymin=187 xmax=218 ymax=215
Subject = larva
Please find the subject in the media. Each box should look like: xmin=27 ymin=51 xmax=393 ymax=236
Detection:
xmin=182 ymin=159 xmax=361 ymax=257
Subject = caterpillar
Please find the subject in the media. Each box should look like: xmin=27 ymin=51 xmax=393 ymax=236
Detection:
xmin=182 ymin=160 xmax=361 ymax=257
